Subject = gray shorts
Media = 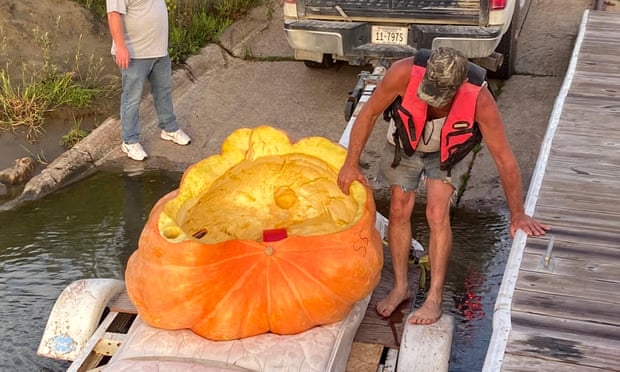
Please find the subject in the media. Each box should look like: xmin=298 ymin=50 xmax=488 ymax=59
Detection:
xmin=378 ymin=142 xmax=469 ymax=192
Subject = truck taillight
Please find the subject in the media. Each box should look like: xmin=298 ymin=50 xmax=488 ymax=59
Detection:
xmin=490 ymin=0 xmax=507 ymax=9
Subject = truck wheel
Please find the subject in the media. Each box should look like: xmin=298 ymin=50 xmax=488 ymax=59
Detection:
xmin=489 ymin=6 xmax=519 ymax=80
xmin=303 ymin=54 xmax=333 ymax=69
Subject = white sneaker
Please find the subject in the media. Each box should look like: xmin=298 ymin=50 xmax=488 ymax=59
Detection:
xmin=160 ymin=128 xmax=191 ymax=145
xmin=121 ymin=142 xmax=148 ymax=161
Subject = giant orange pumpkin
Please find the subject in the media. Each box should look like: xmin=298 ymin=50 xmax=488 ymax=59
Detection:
xmin=125 ymin=126 xmax=383 ymax=340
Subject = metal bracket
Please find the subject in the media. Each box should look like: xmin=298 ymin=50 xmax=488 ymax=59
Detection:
xmin=540 ymin=235 xmax=555 ymax=271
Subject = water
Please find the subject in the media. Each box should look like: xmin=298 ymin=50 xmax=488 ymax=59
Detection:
xmin=0 ymin=170 xmax=511 ymax=371
xmin=0 ymin=170 xmax=182 ymax=371
xmin=441 ymin=209 xmax=511 ymax=372
xmin=373 ymin=198 xmax=511 ymax=372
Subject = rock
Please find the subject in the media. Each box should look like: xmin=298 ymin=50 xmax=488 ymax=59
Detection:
xmin=0 ymin=157 xmax=37 ymax=185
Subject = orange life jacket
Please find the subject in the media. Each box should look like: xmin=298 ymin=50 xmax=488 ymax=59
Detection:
xmin=390 ymin=49 xmax=487 ymax=175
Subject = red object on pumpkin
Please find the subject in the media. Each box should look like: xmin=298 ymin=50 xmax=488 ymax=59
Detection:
xmin=263 ymin=228 xmax=288 ymax=242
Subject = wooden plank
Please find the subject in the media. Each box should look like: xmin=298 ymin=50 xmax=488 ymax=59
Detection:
xmin=537 ymin=196 xmax=620 ymax=213
xmin=545 ymin=152 xmax=620 ymax=168
xmin=531 ymin=209 xmax=620 ymax=238
xmin=562 ymin=100 xmax=620 ymax=116
xmin=539 ymin=165 xmax=620 ymax=180
xmin=515 ymin=264 xmax=620 ymax=304
xmin=354 ymin=245 xmax=421 ymax=349
xmin=511 ymin=290 xmax=620 ymax=326
xmin=537 ymin=177 xmax=620 ymax=194
xmin=524 ymin=238 xmax=619 ymax=259
xmin=537 ymin=193 xmax=620 ymax=206
xmin=538 ymin=173 xmax=620 ymax=190
xmin=501 ymin=354 xmax=615 ymax=372
xmin=345 ymin=342 xmax=383 ymax=372
xmin=536 ymin=195 xmax=620 ymax=215
xmin=548 ymin=142 xmax=620 ymax=160
xmin=519 ymin=250 xmax=620 ymax=283
xmin=536 ymin=161 xmax=620 ymax=178
xmin=505 ymin=312 xmax=620 ymax=370
xmin=511 ymin=311 xmax=620 ymax=347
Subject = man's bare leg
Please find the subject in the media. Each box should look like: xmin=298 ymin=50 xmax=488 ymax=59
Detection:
xmin=376 ymin=186 xmax=416 ymax=318
xmin=408 ymin=179 xmax=453 ymax=325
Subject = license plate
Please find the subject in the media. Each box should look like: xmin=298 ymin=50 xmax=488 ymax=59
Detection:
xmin=371 ymin=25 xmax=408 ymax=45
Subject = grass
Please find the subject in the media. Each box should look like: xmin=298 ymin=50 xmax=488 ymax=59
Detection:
xmin=1 ymin=0 xmax=264 ymax=145
xmin=60 ymin=117 xmax=88 ymax=149
xmin=0 ymin=27 xmax=104 ymax=142
xmin=74 ymin=0 xmax=265 ymax=64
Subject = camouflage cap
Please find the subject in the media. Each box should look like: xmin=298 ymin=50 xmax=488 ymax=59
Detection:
xmin=417 ymin=47 xmax=468 ymax=108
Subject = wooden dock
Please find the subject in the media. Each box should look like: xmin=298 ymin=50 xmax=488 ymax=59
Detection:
xmin=484 ymin=9 xmax=620 ymax=371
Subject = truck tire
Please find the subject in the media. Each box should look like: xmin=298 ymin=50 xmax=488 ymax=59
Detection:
xmin=489 ymin=5 xmax=519 ymax=80
xmin=303 ymin=54 xmax=334 ymax=69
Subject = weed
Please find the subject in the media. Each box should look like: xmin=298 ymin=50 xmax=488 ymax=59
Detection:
xmin=60 ymin=117 xmax=88 ymax=149
xmin=72 ymin=0 xmax=108 ymax=19
xmin=0 ymin=68 xmax=47 ymax=141
xmin=18 ymin=144 xmax=49 ymax=166
xmin=0 ymin=25 xmax=103 ymax=142
xmin=74 ymin=0 xmax=264 ymax=64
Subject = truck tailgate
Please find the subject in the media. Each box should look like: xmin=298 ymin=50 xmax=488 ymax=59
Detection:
xmin=301 ymin=0 xmax=484 ymax=24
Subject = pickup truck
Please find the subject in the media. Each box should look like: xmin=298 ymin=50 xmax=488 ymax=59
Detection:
xmin=283 ymin=0 xmax=531 ymax=79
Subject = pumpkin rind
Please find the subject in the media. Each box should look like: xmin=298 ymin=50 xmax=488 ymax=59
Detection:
xmin=125 ymin=126 xmax=383 ymax=340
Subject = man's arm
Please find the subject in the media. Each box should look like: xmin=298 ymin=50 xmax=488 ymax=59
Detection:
xmin=475 ymin=87 xmax=550 ymax=237
xmin=337 ymin=58 xmax=412 ymax=194
xmin=107 ymin=11 xmax=130 ymax=69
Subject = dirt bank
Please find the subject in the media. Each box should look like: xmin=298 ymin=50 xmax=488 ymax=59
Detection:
xmin=0 ymin=0 xmax=118 ymax=174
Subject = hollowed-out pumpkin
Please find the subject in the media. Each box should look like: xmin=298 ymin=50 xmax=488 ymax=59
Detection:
xmin=125 ymin=126 xmax=383 ymax=340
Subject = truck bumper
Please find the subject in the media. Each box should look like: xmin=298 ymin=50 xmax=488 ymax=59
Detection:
xmin=284 ymin=20 xmax=503 ymax=63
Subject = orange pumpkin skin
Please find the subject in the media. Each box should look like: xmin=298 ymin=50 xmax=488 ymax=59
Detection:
xmin=125 ymin=126 xmax=383 ymax=340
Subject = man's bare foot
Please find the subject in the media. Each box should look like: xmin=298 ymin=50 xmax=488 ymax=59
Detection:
xmin=376 ymin=288 xmax=412 ymax=318
xmin=408 ymin=299 xmax=442 ymax=325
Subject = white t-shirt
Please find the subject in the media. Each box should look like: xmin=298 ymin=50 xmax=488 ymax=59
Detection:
xmin=386 ymin=117 xmax=446 ymax=153
xmin=106 ymin=0 xmax=169 ymax=58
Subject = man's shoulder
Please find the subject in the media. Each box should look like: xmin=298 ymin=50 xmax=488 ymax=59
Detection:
xmin=387 ymin=57 xmax=415 ymax=79
xmin=393 ymin=56 xmax=415 ymax=69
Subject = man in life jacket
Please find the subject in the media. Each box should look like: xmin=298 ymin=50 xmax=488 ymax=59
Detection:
xmin=337 ymin=47 xmax=550 ymax=325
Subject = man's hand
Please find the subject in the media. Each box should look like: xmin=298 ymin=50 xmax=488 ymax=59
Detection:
xmin=510 ymin=213 xmax=550 ymax=237
xmin=337 ymin=163 xmax=368 ymax=195
xmin=114 ymin=45 xmax=130 ymax=69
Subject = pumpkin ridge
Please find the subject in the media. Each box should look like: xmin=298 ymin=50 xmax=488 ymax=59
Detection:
xmin=275 ymin=255 xmax=350 ymax=305
xmin=207 ymin=256 xmax=266 ymax=318
xmin=194 ymin=250 xmax=266 ymax=268
xmin=269 ymin=258 xmax=318 ymax=326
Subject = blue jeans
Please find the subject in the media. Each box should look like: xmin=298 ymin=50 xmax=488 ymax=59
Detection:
xmin=119 ymin=56 xmax=179 ymax=144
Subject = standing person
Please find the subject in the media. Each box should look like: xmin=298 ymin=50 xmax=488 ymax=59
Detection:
xmin=337 ymin=47 xmax=550 ymax=325
xmin=106 ymin=0 xmax=191 ymax=161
